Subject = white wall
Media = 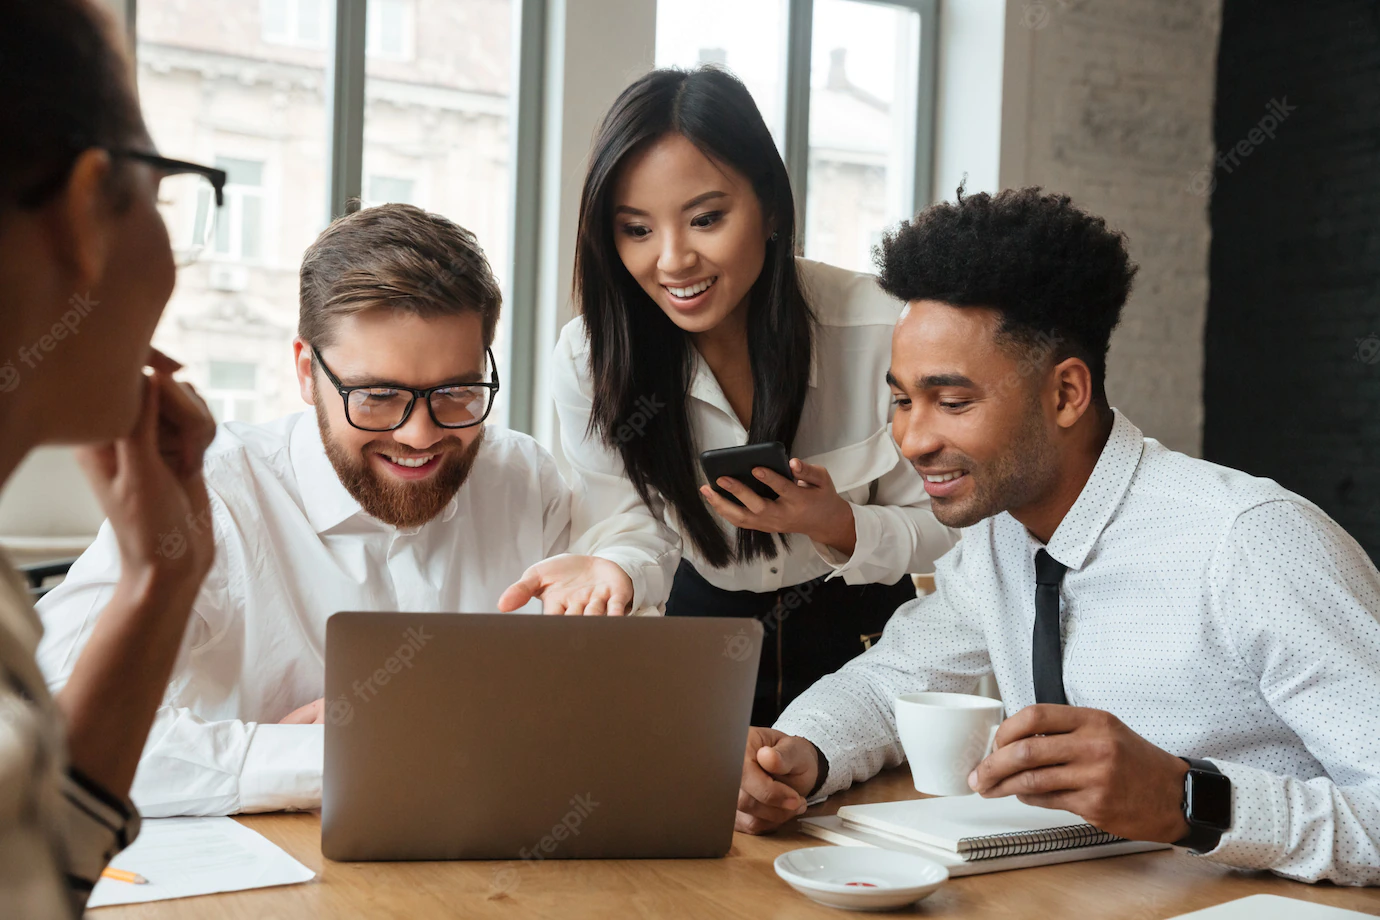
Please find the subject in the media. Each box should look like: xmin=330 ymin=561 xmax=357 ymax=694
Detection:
xmin=932 ymin=0 xmax=1007 ymax=199
xmin=998 ymin=0 xmax=1222 ymax=455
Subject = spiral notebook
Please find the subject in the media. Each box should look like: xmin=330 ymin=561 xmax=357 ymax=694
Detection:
xmin=819 ymin=795 xmax=1169 ymax=872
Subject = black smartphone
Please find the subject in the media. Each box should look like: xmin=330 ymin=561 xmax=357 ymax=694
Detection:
xmin=699 ymin=441 xmax=793 ymax=507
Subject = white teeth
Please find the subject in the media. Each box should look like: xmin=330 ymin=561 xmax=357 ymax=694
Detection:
xmin=924 ymin=472 xmax=964 ymax=483
xmin=386 ymin=455 xmax=433 ymax=468
xmin=667 ymin=277 xmax=717 ymax=298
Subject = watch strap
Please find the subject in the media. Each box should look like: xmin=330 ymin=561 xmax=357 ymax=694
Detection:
xmin=805 ymin=741 xmax=830 ymax=799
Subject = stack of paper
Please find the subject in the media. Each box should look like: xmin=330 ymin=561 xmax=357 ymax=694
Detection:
xmin=88 ymin=816 xmax=315 ymax=908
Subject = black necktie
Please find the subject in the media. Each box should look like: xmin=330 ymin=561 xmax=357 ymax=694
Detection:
xmin=1032 ymin=549 xmax=1069 ymax=705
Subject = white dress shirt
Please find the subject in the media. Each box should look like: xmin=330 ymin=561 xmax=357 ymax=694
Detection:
xmin=1 ymin=560 xmax=139 ymax=918
xmin=554 ymin=258 xmax=959 ymax=603
xmin=36 ymin=411 xmax=575 ymax=817
xmin=775 ymin=409 xmax=1380 ymax=886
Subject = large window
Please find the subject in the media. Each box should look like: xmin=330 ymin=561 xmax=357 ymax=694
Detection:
xmin=363 ymin=0 xmax=515 ymax=426
xmin=137 ymin=0 xmax=330 ymax=427
xmin=805 ymin=0 xmax=923 ymax=272
xmin=655 ymin=0 xmax=935 ymax=274
xmin=654 ymin=0 xmax=788 ymax=147
xmin=135 ymin=0 xmax=518 ymax=429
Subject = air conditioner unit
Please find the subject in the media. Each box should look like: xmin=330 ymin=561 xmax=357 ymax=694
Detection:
xmin=208 ymin=264 xmax=249 ymax=292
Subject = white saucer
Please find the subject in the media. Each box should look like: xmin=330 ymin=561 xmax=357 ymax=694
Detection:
xmin=774 ymin=846 xmax=948 ymax=912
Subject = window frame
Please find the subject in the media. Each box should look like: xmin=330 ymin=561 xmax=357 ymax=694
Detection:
xmin=782 ymin=0 xmax=938 ymax=243
xmin=120 ymin=0 xmax=932 ymax=438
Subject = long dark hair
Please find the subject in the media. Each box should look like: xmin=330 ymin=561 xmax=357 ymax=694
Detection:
xmin=574 ymin=67 xmax=815 ymax=569
xmin=1 ymin=0 xmax=143 ymax=216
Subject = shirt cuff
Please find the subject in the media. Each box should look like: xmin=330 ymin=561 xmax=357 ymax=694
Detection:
xmin=774 ymin=717 xmax=856 ymax=800
xmin=809 ymin=503 xmax=881 ymax=584
xmin=237 ymin=723 xmax=325 ymax=813
xmin=1188 ymin=759 xmax=1284 ymax=870
xmin=59 ymin=767 xmax=141 ymax=898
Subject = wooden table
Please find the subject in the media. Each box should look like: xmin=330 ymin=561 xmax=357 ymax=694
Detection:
xmin=99 ymin=769 xmax=1380 ymax=919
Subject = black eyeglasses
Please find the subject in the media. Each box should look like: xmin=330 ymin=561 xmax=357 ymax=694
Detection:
xmin=18 ymin=148 xmax=227 ymax=266
xmin=117 ymin=152 xmax=227 ymax=266
xmin=312 ymin=347 xmax=501 ymax=432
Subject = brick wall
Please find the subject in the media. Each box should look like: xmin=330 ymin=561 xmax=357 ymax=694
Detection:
xmin=1001 ymin=0 xmax=1223 ymax=455
xmin=1203 ymin=1 xmax=1380 ymax=558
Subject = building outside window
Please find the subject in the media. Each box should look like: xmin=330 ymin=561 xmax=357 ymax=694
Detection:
xmin=261 ymin=0 xmax=327 ymax=48
xmin=366 ymin=0 xmax=416 ymax=60
xmin=213 ymin=157 xmax=267 ymax=263
xmin=206 ymin=361 xmax=261 ymax=423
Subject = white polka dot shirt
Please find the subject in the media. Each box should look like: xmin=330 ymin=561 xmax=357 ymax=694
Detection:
xmin=775 ymin=409 xmax=1380 ymax=886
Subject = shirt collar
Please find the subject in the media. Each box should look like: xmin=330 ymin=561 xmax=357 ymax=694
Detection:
xmin=686 ymin=336 xmax=819 ymax=416
xmin=1041 ymin=408 xmax=1145 ymax=572
xmin=288 ymin=412 xmax=460 ymax=535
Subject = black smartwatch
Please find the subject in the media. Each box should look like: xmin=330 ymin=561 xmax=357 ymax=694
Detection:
xmin=1174 ymin=757 xmax=1232 ymax=852
xmin=805 ymin=741 xmax=830 ymax=799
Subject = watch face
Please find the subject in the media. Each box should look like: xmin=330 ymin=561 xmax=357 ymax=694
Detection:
xmin=1188 ymin=769 xmax=1232 ymax=829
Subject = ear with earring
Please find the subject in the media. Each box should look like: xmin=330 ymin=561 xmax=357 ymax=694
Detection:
xmin=769 ymin=231 xmax=780 ymax=242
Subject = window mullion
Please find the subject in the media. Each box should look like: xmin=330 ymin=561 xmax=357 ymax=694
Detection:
xmin=326 ymin=0 xmax=368 ymax=222
xmin=783 ymin=0 xmax=814 ymax=239
xmin=504 ymin=0 xmax=547 ymax=435
xmin=912 ymin=0 xmax=939 ymax=212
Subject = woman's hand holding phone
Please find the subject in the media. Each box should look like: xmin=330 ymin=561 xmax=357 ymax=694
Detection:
xmin=699 ymin=458 xmax=858 ymax=556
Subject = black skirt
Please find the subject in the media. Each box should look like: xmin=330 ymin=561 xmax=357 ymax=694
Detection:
xmin=664 ymin=559 xmax=916 ymax=726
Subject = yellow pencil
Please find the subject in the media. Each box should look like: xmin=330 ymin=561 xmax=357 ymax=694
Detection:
xmin=101 ymin=867 xmax=148 ymax=885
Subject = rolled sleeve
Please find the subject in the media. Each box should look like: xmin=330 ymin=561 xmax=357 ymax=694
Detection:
xmin=237 ymin=724 xmax=325 ymax=814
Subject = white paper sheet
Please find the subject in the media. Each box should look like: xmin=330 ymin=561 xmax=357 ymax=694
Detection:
xmin=1169 ymin=894 xmax=1379 ymax=920
xmin=87 ymin=816 xmax=315 ymax=908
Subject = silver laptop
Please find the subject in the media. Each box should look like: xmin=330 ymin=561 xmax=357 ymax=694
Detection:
xmin=321 ymin=612 xmax=762 ymax=861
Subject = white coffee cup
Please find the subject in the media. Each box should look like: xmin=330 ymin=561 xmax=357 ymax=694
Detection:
xmin=895 ymin=691 xmax=1005 ymax=797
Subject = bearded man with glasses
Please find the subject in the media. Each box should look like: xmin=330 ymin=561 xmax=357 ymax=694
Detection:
xmin=33 ymin=203 xmax=647 ymax=818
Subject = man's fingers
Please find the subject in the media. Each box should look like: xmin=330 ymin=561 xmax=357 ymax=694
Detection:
xmin=756 ymin=742 xmax=812 ymax=782
xmin=979 ymin=764 xmax=1084 ymax=800
xmin=972 ymin=733 xmax=1084 ymax=793
xmin=993 ymin=703 xmax=1086 ymax=749
xmin=741 ymin=756 xmax=804 ymax=811
xmin=1015 ymin=791 xmax=1082 ymax=814
xmin=736 ymin=808 xmax=793 ymax=836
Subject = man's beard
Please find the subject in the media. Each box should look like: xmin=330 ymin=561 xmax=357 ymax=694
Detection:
xmin=921 ymin=398 xmax=1061 ymax=530
xmin=315 ymin=400 xmax=485 ymax=529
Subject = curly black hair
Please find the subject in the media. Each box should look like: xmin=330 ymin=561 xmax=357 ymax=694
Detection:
xmin=875 ymin=186 xmax=1138 ymax=406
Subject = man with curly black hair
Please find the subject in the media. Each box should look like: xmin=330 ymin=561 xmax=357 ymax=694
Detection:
xmin=734 ymin=188 xmax=1380 ymax=886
